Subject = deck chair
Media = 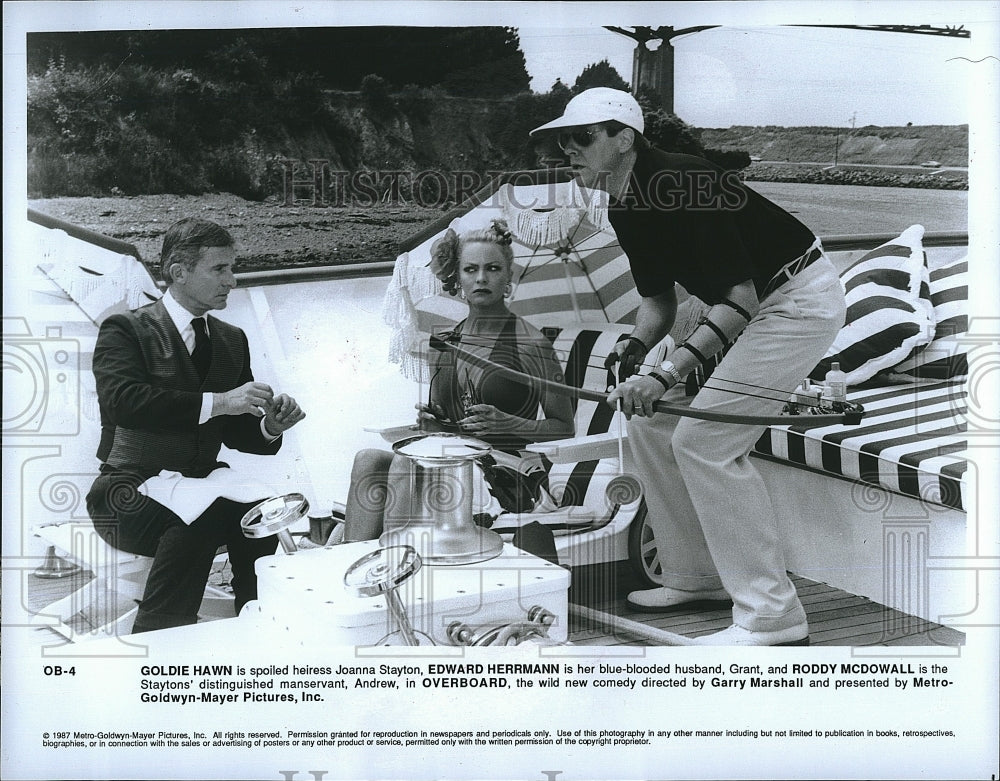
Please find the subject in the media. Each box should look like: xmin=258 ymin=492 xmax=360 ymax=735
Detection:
xmin=22 ymin=216 xmax=233 ymax=641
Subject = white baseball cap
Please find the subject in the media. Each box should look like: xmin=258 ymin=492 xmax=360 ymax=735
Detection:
xmin=530 ymin=87 xmax=645 ymax=136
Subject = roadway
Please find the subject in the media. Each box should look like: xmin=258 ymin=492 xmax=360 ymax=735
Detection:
xmin=750 ymin=160 xmax=967 ymax=173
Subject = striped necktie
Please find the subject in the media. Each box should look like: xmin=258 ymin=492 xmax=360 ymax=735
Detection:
xmin=190 ymin=317 xmax=211 ymax=381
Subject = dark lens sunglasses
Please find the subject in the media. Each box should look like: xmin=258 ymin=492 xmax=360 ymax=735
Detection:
xmin=557 ymin=127 xmax=601 ymax=151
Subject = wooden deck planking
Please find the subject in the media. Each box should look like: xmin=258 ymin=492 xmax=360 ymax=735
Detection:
xmin=19 ymin=562 xmax=965 ymax=649
xmin=565 ymin=569 xmax=964 ymax=647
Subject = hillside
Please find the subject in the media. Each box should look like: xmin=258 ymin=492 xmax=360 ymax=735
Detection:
xmin=699 ymin=125 xmax=967 ymax=166
xmin=27 ymin=57 xmax=968 ymax=200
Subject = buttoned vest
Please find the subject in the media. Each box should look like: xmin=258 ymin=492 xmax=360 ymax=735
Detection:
xmin=97 ymin=303 xmax=249 ymax=476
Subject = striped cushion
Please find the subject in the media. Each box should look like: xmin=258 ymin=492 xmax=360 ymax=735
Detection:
xmin=812 ymin=225 xmax=934 ymax=385
xmin=891 ymin=253 xmax=968 ymax=380
xmin=755 ymin=381 xmax=966 ymax=510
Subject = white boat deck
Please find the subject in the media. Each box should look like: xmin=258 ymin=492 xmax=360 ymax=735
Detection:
xmin=13 ymin=183 xmax=973 ymax=649
xmin=20 ymin=269 xmax=967 ymax=649
xmin=217 ymin=273 xmax=421 ymax=514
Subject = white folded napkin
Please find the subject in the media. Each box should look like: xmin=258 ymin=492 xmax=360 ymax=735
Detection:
xmin=138 ymin=467 xmax=276 ymax=524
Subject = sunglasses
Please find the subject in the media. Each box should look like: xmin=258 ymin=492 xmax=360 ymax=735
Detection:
xmin=557 ymin=127 xmax=603 ymax=151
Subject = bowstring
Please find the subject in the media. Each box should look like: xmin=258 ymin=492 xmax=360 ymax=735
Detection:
xmin=443 ymin=216 xmax=823 ymax=409
xmin=433 ymin=331 xmax=826 ymax=411
xmin=433 ymin=337 xmax=863 ymax=425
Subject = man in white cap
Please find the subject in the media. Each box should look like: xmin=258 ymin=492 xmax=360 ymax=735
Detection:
xmin=531 ymin=88 xmax=847 ymax=646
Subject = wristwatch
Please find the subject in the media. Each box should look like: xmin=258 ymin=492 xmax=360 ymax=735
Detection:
xmin=659 ymin=360 xmax=683 ymax=385
xmin=649 ymin=360 xmax=682 ymax=392
xmin=648 ymin=371 xmax=672 ymax=391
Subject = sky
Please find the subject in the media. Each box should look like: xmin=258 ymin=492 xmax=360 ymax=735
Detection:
xmin=5 ymin=1 xmax=992 ymax=130
xmin=517 ymin=25 xmax=975 ymax=128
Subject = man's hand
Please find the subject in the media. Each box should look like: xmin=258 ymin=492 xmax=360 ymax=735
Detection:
xmin=263 ymin=394 xmax=306 ymax=436
xmin=607 ymin=375 xmax=670 ymax=418
xmin=213 ymin=382 xmax=274 ymax=417
xmin=604 ymin=336 xmax=648 ymax=382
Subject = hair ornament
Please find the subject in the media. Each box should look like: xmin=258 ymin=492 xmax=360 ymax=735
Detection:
xmin=428 ymin=227 xmax=461 ymax=296
xmin=489 ymin=219 xmax=513 ymax=246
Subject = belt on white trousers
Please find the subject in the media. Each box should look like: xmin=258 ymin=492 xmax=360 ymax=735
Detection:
xmin=760 ymin=241 xmax=824 ymax=300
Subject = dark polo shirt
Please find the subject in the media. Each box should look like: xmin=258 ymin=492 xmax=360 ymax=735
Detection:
xmin=607 ymin=147 xmax=816 ymax=304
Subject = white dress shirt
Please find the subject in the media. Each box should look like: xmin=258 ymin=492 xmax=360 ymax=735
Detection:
xmin=161 ymin=289 xmax=278 ymax=440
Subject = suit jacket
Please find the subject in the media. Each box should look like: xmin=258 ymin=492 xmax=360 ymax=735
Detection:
xmin=93 ymin=298 xmax=280 ymax=479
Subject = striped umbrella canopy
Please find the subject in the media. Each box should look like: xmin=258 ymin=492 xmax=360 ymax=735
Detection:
xmin=383 ymin=178 xmax=639 ymax=380
xmin=503 ymin=181 xmax=638 ymax=326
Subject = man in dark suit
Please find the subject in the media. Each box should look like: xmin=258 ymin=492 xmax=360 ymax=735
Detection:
xmin=86 ymin=218 xmax=305 ymax=634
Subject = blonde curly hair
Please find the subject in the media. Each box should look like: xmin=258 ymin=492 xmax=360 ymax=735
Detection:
xmin=428 ymin=219 xmax=514 ymax=296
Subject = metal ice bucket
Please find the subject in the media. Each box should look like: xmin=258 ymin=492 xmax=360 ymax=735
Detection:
xmin=380 ymin=433 xmax=503 ymax=565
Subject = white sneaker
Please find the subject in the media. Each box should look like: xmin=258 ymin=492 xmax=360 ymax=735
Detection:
xmin=626 ymin=586 xmax=732 ymax=613
xmin=693 ymin=623 xmax=810 ymax=646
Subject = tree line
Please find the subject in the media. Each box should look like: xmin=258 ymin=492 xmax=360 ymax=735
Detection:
xmin=27 ymin=28 xmax=745 ymax=199
xmin=27 ymin=28 xmax=532 ymax=97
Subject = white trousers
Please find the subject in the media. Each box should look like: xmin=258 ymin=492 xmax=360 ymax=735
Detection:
xmin=628 ymin=256 xmax=846 ymax=631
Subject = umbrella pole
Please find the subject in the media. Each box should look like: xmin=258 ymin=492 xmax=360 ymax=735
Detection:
xmin=562 ymin=261 xmax=582 ymax=321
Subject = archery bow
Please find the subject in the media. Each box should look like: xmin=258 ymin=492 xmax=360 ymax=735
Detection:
xmin=431 ymin=335 xmax=864 ymax=428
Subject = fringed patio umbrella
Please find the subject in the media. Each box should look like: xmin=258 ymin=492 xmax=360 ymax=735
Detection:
xmin=383 ymin=177 xmax=656 ymax=381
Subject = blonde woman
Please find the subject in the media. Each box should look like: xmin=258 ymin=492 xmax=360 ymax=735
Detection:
xmin=343 ymin=219 xmax=574 ymax=541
